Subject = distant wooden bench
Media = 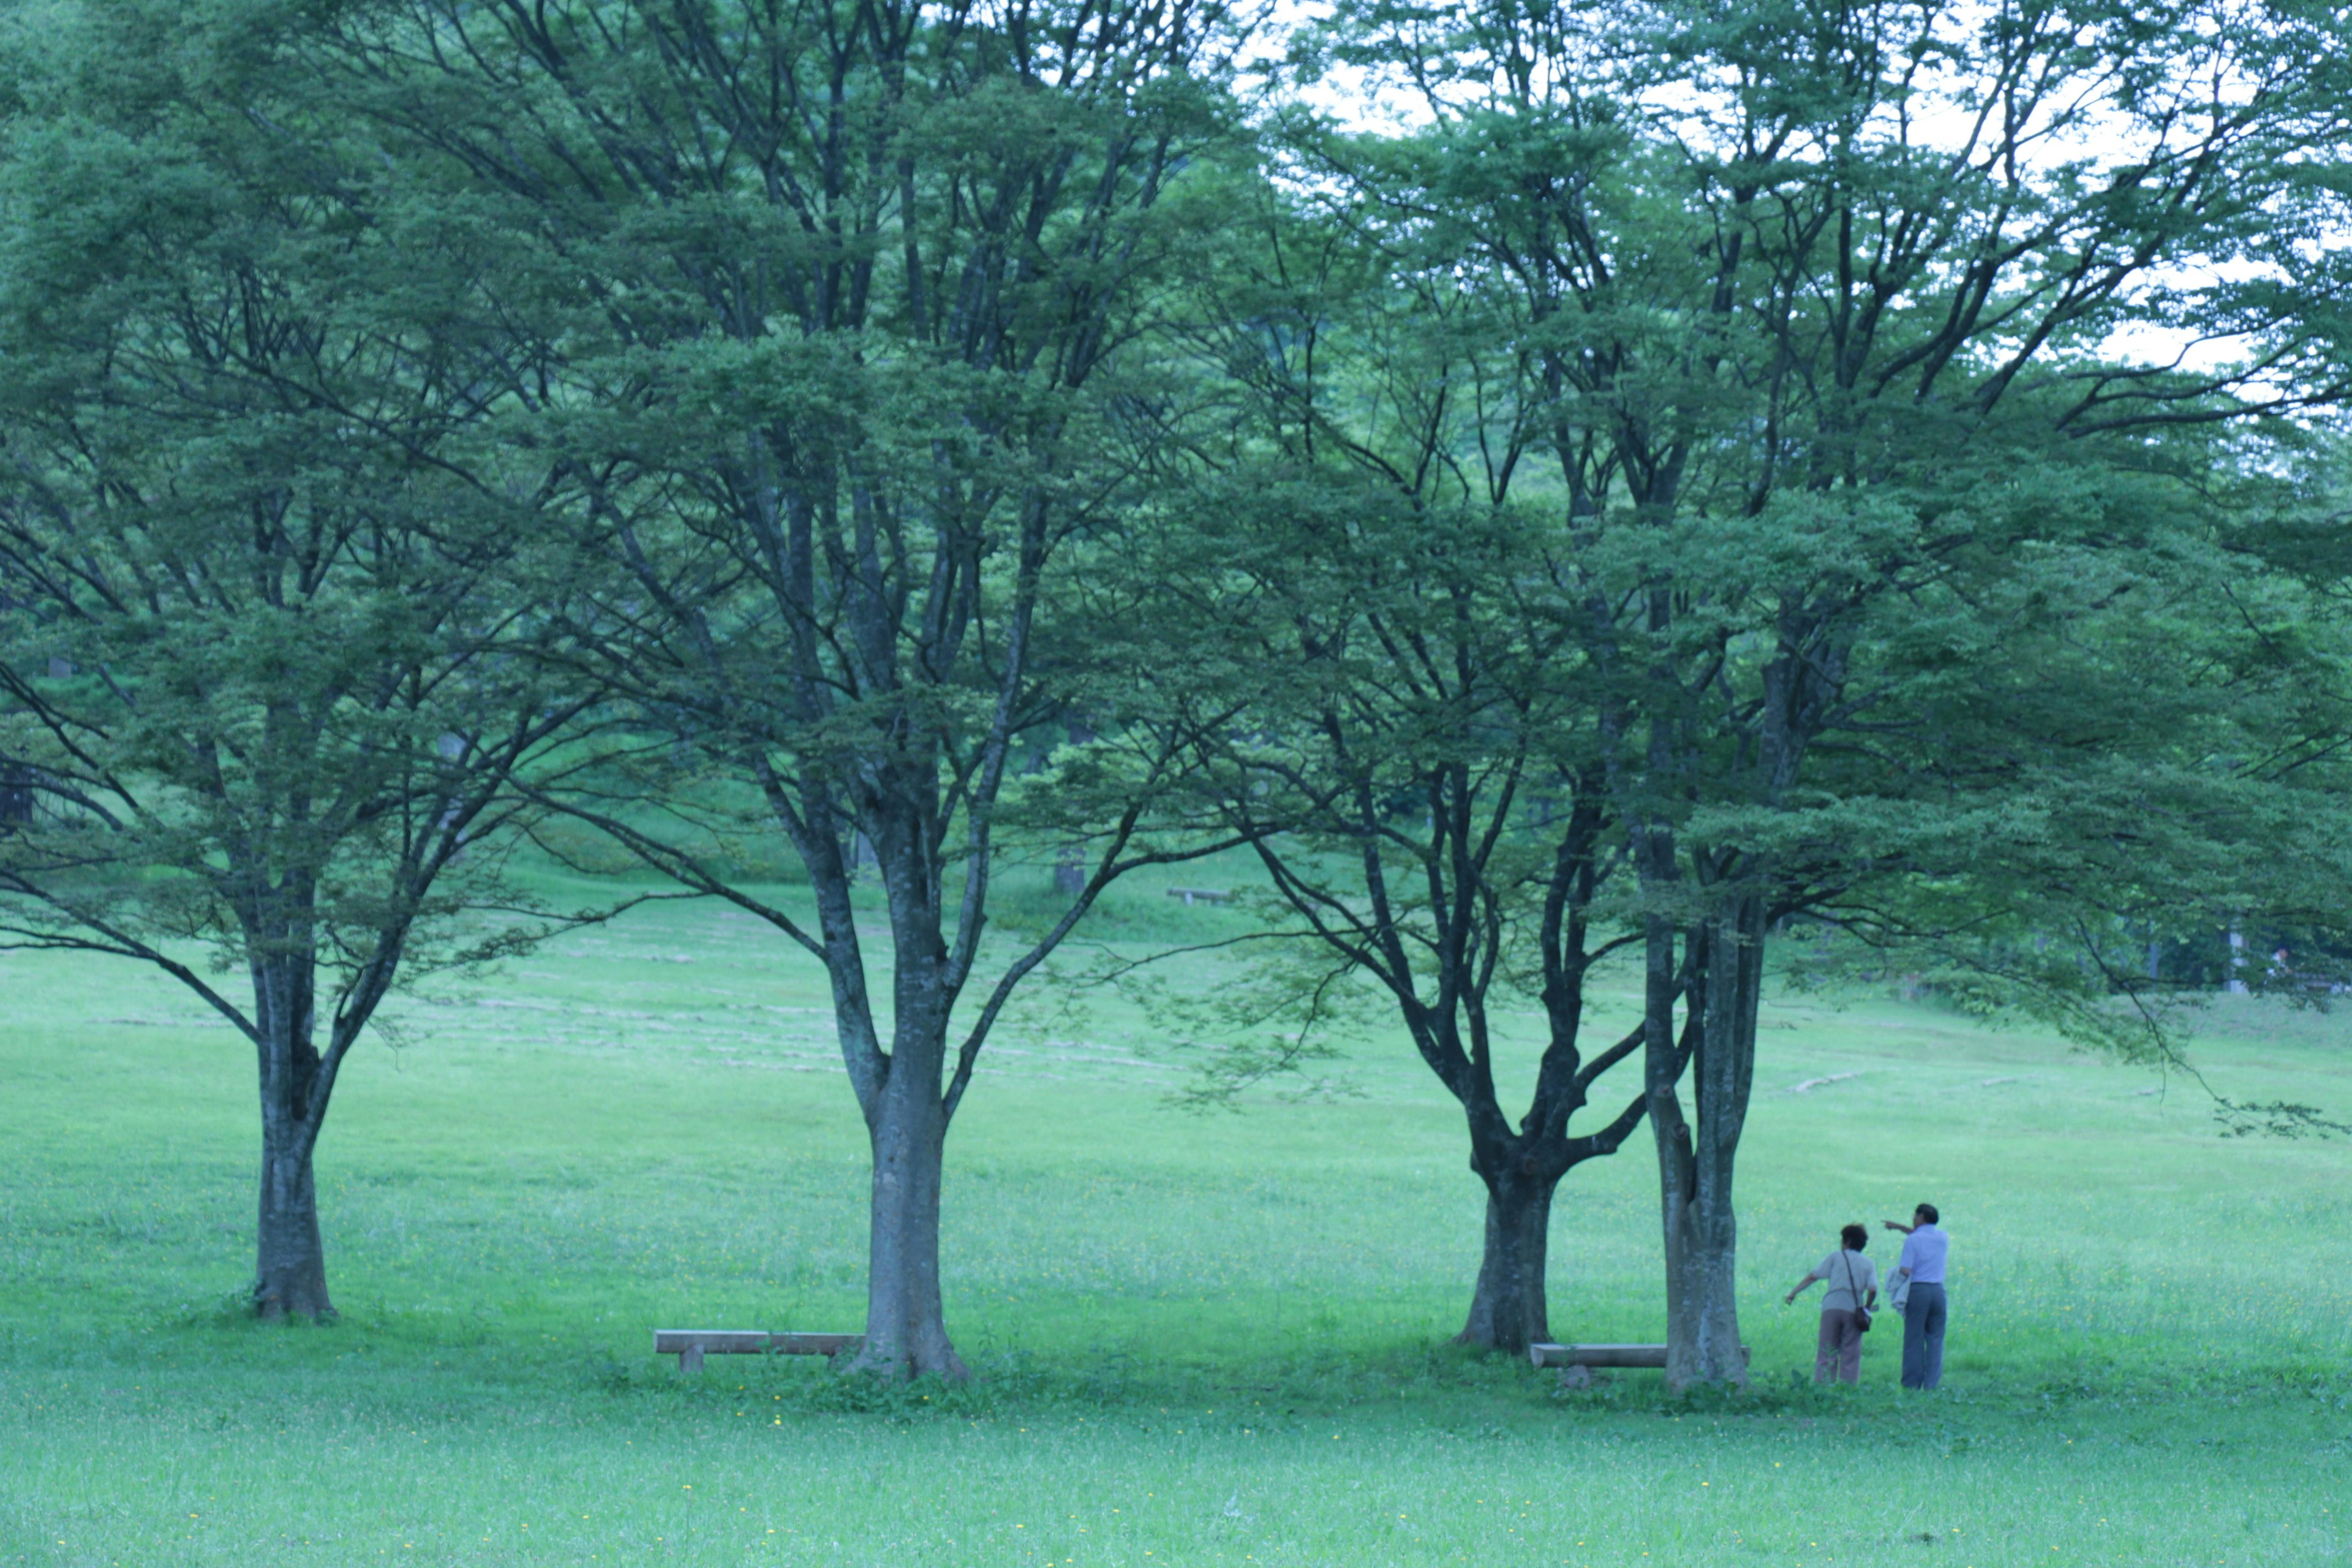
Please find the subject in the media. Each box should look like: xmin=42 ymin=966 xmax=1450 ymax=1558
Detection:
xmin=1166 ymin=887 xmax=1231 ymax=905
xmin=654 ymin=1330 xmax=861 ymax=1373
xmin=1530 ymin=1342 xmax=1751 ymax=1372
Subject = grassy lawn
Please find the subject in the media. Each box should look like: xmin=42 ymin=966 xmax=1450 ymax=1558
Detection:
xmin=3 ymin=879 xmax=2349 ymax=1566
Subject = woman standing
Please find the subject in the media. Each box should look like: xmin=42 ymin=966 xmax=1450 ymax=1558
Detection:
xmin=1785 ymin=1223 xmax=1880 ymax=1384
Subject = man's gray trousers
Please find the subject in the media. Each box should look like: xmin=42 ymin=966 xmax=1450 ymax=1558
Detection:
xmin=1901 ymin=1282 xmax=1947 ymax=1390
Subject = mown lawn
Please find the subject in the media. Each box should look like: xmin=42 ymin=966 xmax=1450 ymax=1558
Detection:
xmin=3 ymin=884 xmax=2348 ymax=1566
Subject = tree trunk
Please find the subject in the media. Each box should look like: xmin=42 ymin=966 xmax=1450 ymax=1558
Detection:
xmin=1052 ymin=723 xmax=1096 ymax=896
xmin=850 ymin=1048 xmax=967 ymax=1381
xmin=1657 ymin=1167 xmax=1741 ymax=1389
xmin=1455 ymin=1167 xmax=1559 ymax=1352
xmin=249 ymin=949 xmax=337 ymax=1322
xmin=0 ymin=761 xmax=31 ymax=827
xmin=1648 ymin=902 xmax=1762 ymax=1390
xmin=254 ymin=1134 xmax=333 ymax=1321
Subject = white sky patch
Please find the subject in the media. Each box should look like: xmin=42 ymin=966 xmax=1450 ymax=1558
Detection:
xmin=1254 ymin=0 xmax=2335 ymax=377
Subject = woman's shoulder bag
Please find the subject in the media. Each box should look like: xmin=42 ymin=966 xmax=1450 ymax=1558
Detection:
xmin=1843 ymin=1251 xmax=1872 ymax=1332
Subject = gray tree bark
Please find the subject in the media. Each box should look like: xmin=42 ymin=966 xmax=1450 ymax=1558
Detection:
xmin=254 ymin=1137 xmax=332 ymax=1322
xmin=1457 ymin=1169 xmax=1561 ymax=1351
xmin=856 ymin=1052 xmax=963 ymax=1378
xmin=1643 ymin=901 xmax=1763 ymax=1389
xmin=248 ymin=948 xmax=342 ymax=1321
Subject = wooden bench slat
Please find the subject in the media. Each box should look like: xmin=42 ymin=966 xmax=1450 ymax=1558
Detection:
xmin=655 ymin=1330 xmax=772 ymax=1354
xmin=653 ymin=1329 xmax=862 ymax=1370
xmin=767 ymin=1332 xmax=861 ymax=1355
xmin=1530 ymin=1342 xmax=1668 ymax=1369
xmin=1529 ymin=1341 xmax=1753 ymax=1370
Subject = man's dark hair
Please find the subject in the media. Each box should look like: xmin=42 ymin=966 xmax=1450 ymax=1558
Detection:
xmin=1841 ymin=1223 xmax=1868 ymax=1251
xmin=1915 ymin=1203 xmax=1940 ymax=1225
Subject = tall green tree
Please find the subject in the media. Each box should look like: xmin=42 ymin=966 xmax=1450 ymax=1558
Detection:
xmin=0 ymin=1 xmax=595 ymax=1319
xmin=302 ymin=0 xmax=1264 ymax=1376
xmin=1295 ymin=0 xmax=2352 ymax=1384
xmin=1148 ymin=194 xmax=1657 ymax=1354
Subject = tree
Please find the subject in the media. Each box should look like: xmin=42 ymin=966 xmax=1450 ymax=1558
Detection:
xmin=0 ymin=1 xmax=597 ymax=1319
xmin=1144 ymin=188 xmax=1657 ymax=1354
xmin=1296 ymin=0 xmax=2352 ymax=1384
xmin=1190 ymin=496 xmax=1659 ymax=1355
xmin=303 ymin=0 xmax=1265 ymax=1376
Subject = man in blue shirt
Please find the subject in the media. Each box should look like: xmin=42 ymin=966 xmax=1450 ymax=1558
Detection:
xmin=1884 ymin=1204 xmax=1951 ymax=1390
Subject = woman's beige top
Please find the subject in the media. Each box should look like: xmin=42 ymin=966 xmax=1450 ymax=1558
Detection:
xmin=1808 ymin=1249 xmax=1879 ymax=1313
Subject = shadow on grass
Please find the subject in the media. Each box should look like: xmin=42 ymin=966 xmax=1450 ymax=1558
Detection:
xmin=548 ymin=1322 xmax=2352 ymax=1441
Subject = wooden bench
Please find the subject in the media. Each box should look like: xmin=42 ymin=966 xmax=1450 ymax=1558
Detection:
xmin=1166 ymin=887 xmax=1231 ymax=905
xmin=1529 ymin=1342 xmax=1752 ymax=1381
xmin=1531 ymin=1342 xmax=1671 ymax=1370
xmin=654 ymin=1329 xmax=861 ymax=1373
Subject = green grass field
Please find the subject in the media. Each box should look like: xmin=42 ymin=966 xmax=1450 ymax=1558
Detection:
xmin=4 ymin=875 xmax=2350 ymax=1567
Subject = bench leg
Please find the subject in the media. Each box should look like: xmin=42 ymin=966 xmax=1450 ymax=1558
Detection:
xmin=679 ymin=1345 xmax=704 ymax=1374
